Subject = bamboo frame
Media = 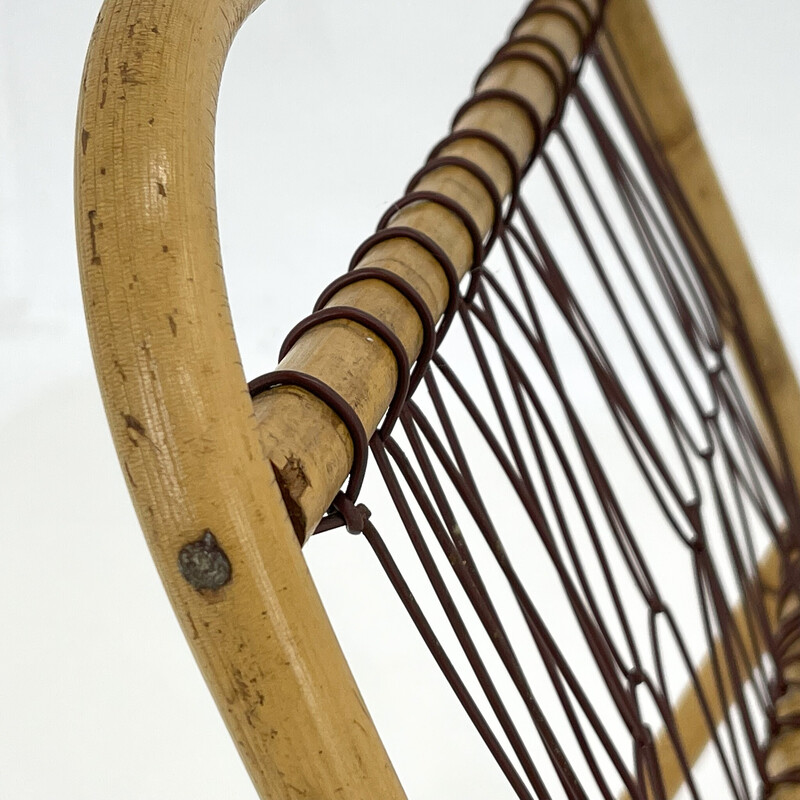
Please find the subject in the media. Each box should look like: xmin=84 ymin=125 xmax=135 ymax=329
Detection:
xmin=75 ymin=0 xmax=599 ymax=797
xmin=75 ymin=0 xmax=799 ymax=797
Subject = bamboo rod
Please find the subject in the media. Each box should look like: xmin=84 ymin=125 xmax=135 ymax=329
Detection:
xmin=602 ymin=1 xmax=800 ymax=797
xmin=75 ymin=2 xmax=406 ymax=798
xmin=253 ymin=0 xmax=603 ymax=541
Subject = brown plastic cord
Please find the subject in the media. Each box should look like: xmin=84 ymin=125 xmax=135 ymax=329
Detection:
xmin=377 ymin=190 xmax=485 ymax=273
xmin=426 ymin=128 xmax=522 ymax=225
xmin=278 ymin=306 xmax=410 ymax=438
xmin=348 ymin=226 xmax=460 ymax=349
xmin=501 ymin=34 xmax=571 ymax=86
xmin=475 ymin=50 xmax=563 ymax=122
xmin=252 ymin=0 xmax=599 ymax=540
xmin=314 ymin=266 xmax=437 ymax=394
xmin=406 ymin=155 xmax=504 ymax=253
xmin=452 ymin=89 xmax=545 ymax=172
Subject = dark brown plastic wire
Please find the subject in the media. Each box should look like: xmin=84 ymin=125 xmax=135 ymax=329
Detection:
xmin=248 ymin=0 xmax=800 ymax=795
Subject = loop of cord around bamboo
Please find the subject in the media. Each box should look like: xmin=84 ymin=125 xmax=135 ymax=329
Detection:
xmin=249 ymin=0 xmax=604 ymax=538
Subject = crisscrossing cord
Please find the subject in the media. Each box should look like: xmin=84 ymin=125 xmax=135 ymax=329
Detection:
xmin=256 ymin=27 xmax=800 ymax=800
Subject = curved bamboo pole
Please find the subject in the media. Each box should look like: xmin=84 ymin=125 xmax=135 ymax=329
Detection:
xmin=602 ymin=1 xmax=800 ymax=797
xmin=78 ymin=0 xmax=797 ymax=796
xmin=75 ymin=0 xmax=600 ymax=796
xmin=75 ymin=2 xmax=406 ymax=797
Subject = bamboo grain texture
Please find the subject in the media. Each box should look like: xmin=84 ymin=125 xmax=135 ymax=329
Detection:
xmin=76 ymin=1 xmax=406 ymax=797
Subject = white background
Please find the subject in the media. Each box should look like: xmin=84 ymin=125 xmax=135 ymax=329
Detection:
xmin=1 ymin=0 xmax=798 ymax=797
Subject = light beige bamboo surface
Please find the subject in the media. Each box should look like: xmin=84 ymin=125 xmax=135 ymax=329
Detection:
xmin=75 ymin=0 xmax=601 ymax=798
xmin=75 ymin=1 xmax=405 ymax=798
